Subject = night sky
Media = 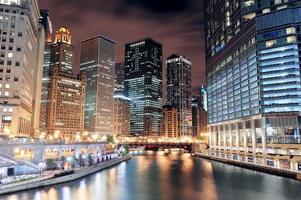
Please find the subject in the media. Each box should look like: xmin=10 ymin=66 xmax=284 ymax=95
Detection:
xmin=39 ymin=0 xmax=205 ymax=92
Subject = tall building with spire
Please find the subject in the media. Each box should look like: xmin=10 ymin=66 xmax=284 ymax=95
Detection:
xmin=45 ymin=27 xmax=85 ymax=141
xmin=0 ymin=0 xmax=44 ymax=137
xmin=124 ymin=38 xmax=163 ymax=136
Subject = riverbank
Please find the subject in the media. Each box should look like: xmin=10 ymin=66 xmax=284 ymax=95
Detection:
xmin=196 ymin=152 xmax=301 ymax=181
xmin=0 ymin=155 xmax=131 ymax=196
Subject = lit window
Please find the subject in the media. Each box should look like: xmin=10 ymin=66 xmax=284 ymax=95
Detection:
xmin=7 ymin=52 xmax=13 ymax=58
xmin=286 ymin=27 xmax=296 ymax=34
xmin=265 ymin=40 xmax=277 ymax=48
xmin=4 ymin=91 xmax=9 ymax=96
xmin=5 ymin=83 xmax=9 ymax=88
xmin=262 ymin=8 xmax=270 ymax=14
xmin=287 ymin=36 xmax=296 ymax=44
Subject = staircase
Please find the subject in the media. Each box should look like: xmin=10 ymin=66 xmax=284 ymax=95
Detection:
xmin=0 ymin=152 xmax=39 ymax=171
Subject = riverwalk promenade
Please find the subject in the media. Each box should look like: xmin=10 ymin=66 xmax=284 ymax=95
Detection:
xmin=196 ymin=152 xmax=301 ymax=181
xmin=0 ymin=155 xmax=131 ymax=196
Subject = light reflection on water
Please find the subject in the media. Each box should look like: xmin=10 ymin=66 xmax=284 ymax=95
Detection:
xmin=1 ymin=151 xmax=301 ymax=200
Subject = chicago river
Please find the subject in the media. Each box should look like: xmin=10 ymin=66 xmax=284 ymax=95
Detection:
xmin=1 ymin=152 xmax=301 ymax=200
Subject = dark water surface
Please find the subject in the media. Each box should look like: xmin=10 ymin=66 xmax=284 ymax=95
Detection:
xmin=1 ymin=152 xmax=301 ymax=200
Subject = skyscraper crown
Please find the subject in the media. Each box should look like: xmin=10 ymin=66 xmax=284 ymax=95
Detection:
xmin=55 ymin=26 xmax=71 ymax=44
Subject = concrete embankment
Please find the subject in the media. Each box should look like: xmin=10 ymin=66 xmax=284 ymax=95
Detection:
xmin=0 ymin=155 xmax=131 ymax=196
xmin=195 ymin=152 xmax=301 ymax=181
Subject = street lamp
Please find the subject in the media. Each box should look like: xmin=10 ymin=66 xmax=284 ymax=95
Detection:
xmin=75 ymin=133 xmax=81 ymax=142
xmin=54 ymin=130 xmax=60 ymax=141
xmin=92 ymin=134 xmax=98 ymax=141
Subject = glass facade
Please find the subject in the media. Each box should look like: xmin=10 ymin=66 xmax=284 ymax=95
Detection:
xmin=206 ymin=1 xmax=301 ymax=169
xmin=80 ymin=36 xmax=116 ymax=136
xmin=207 ymin=36 xmax=258 ymax=124
xmin=124 ymin=38 xmax=163 ymax=136
xmin=166 ymin=55 xmax=192 ymax=137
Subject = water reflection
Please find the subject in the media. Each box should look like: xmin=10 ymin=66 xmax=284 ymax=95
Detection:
xmin=1 ymin=152 xmax=301 ymax=200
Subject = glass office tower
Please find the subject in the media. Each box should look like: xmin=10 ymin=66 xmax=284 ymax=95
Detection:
xmin=205 ymin=1 xmax=301 ymax=170
xmin=80 ymin=36 xmax=116 ymax=136
xmin=124 ymin=38 xmax=163 ymax=136
xmin=166 ymin=55 xmax=192 ymax=137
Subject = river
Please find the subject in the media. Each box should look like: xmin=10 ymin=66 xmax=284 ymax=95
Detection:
xmin=1 ymin=151 xmax=301 ymax=200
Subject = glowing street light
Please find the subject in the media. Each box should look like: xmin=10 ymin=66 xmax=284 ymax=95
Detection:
xmin=92 ymin=134 xmax=98 ymax=141
xmin=54 ymin=131 xmax=60 ymax=140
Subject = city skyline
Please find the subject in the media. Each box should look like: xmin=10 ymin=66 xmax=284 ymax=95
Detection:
xmin=2 ymin=1 xmax=301 ymax=200
xmin=38 ymin=0 xmax=205 ymax=92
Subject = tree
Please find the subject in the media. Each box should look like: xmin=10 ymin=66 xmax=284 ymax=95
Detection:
xmin=60 ymin=156 xmax=66 ymax=170
xmin=106 ymin=135 xmax=115 ymax=144
xmin=88 ymin=154 xmax=93 ymax=166
xmin=46 ymin=159 xmax=57 ymax=170
xmin=121 ymin=145 xmax=129 ymax=156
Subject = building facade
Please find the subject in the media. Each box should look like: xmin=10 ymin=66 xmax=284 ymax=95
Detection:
xmin=115 ymin=62 xmax=125 ymax=95
xmin=45 ymin=27 xmax=85 ymax=140
xmin=113 ymin=95 xmax=130 ymax=136
xmin=0 ymin=0 xmax=44 ymax=137
xmin=80 ymin=36 xmax=116 ymax=136
xmin=192 ymin=94 xmax=208 ymax=137
xmin=162 ymin=105 xmax=179 ymax=138
xmin=39 ymin=9 xmax=52 ymax=132
xmin=124 ymin=38 xmax=163 ymax=136
xmin=166 ymin=55 xmax=192 ymax=137
xmin=206 ymin=1 xmax=301 ymax=170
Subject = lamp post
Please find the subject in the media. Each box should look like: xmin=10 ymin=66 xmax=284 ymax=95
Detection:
xmin=54 ymin=130 xmax=60 ymax=141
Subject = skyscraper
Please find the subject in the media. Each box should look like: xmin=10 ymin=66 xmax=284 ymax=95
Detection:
xmin=162 ymin=105 xmax=179 ymax=138
xmin=113 ymin=95 xmax=131 ymax=136
xmin=192 ymin=94 xmax=208 ymax=137
xmin=114 ymin=62 xmax=125 ymax=95
xmin=39 ymin=9 xmax=52 ymax=132
xmin=45 ymin=27 xmax=86 ymax=140
xmin=166 ymin=55 xmax=192 ymax=137
xmin=125 ymin=38 xmax=163 ymax=136
xmin=80 ymin=36 xmax=116 ymax=136
xmin=0 ymin=0 xmax=44 ymax=137
xmin=205 ymin=1 xmax=301 ymax=169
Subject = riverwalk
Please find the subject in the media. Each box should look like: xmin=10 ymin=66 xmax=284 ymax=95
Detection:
xmin=196 ymin=152 xmax=301 ymax=181
xmin=0 ymin=155 xmax=131 ymax=196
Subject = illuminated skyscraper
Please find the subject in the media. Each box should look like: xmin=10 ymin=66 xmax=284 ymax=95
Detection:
xmin=39 ymin=9 xmax=52 ymax=132
xmin=162 ymin=105 xmax=179 ymax=138
xmin=45 ymin=27 xmax=86 ymax=140
xmin=125 ymin=38 xmax=163 ymax=136
xmin=80 ymin=36 xmax=116 ymax=136
xmin=0 ymin=0 xmax=44 ymax=137
xmin=192 ymin=94 xmax=208 ymax=137
xmin=166 ymin=55 xmax=192 ymax=137
xmin=114 ymin=62 xmax=125 ymax=95
xmin=113 ymin=95 xmax=130 ymax=136
xmin=206 ymin=0 xmax=301 ymax=169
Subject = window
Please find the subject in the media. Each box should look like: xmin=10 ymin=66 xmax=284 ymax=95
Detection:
xmin=266 ymin=40 xmax=277 ymax=48
xmin=287 ymin=27 xmax=296 ymax=35
xmin=287 ymin=36 xmax=296 ymax=43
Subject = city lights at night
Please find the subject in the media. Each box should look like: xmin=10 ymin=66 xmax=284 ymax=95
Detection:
xmin=0 ymin=0 xmax=301 ymax=200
